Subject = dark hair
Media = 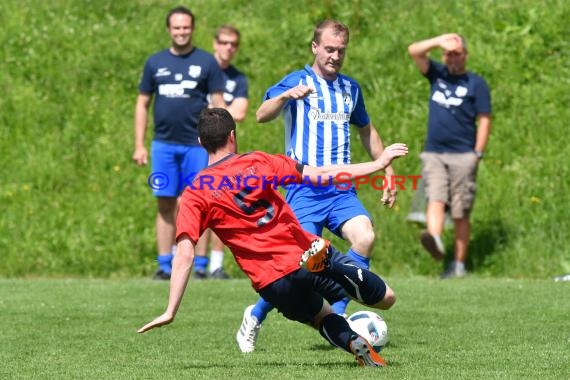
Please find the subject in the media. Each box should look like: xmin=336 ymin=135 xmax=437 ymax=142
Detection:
xmin=166 ymin=6 xmax=194 ymax=28
xmin=215 ymin=24 xmax=240 ymax=41
xmin=198 ymin=108 xmax=236 ymax=153
xmin=312 ymin=19 xmax=349 ymax=44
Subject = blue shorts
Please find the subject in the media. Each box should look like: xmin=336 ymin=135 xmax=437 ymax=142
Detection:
xmin=151 ymin=140 xmax=208 ymax=197
xmin=285 ymin=185 xmax=372 ymax=237
xmin=258 ymin=247 xmax=353 ymax=323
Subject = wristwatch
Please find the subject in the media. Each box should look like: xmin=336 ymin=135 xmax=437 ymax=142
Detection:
xmin=474 ymin=150 xmax=484 ymax=159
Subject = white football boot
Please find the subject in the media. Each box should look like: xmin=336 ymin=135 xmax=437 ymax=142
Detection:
xmin=236 ymin=305 xmax=261 ymax=353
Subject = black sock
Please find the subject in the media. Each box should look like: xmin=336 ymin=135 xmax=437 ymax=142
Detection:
xmin=318 ymin=313 xmax=354 ymax=353
xmin=324 ymin=253 xmax=387 ymax=305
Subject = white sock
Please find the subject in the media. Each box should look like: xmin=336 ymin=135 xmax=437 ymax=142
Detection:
xmin=433 ymin=235 xmax=445 ymax=253
xmin=209 ymin=250 xmax=224 ymax=273
xmin=454 ymin=261 xmax=465 ymax=271
xmin=171 ymin=244 xmax=177 ymax=256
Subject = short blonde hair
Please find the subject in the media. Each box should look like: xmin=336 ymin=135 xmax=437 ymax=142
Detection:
xmin=312 ymin=20 xmax=349 ymax=44
xmin=215 ymin=25 xmax=240 ymax=41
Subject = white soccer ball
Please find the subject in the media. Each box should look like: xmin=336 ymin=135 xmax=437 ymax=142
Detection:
xmin=347 ymin=310 xmax=389 ymax=352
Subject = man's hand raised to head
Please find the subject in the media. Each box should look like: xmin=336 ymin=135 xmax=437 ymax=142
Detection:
xmin=438 ymin=33 xmax=462 ymax=51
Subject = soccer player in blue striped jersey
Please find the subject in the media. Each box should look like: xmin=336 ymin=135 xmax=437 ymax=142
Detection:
xmin=236 ymin=19 xmax=398 ymax=353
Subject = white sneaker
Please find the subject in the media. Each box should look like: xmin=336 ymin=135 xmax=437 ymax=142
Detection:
xmin=440 ymin=263 xmax=467 ymax=279
xmin=236 ymin=305 xmax=261 ymax=353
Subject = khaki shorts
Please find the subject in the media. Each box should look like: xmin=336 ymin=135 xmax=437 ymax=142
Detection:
xmin=420 ymin=152 xmax=479 ymax=218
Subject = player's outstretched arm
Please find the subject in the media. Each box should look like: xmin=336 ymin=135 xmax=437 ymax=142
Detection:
xmin=357 ymin=123 xmax=398 ymax=208
xmin=302 ymin=143 xmax=408 ymax=184
xmin=137 ymin=311 xmax=175 ymax=333
xmin=138 ymin=237 xmax=195 ymax=333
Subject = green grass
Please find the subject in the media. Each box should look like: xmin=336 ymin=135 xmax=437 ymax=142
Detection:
xmin=1 ymin=2 xmax=567 ymax=377
xmin=1 ymin=0 xmax=569 ymax=278
xmin=1 ymin=277 xmax=568 ymax=379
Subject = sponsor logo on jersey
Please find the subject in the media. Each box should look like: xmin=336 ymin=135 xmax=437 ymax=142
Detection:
xmin=432 ymin=83 xmax=468 ymax=108
xmin=156 ymin=67 xmax=171 ymax=77
xmin=308 ymin=107 xmax=351 ymax=122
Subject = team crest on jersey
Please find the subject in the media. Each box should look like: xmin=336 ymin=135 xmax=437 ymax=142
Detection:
xmin=455 ymin=86 xmax=468 ymax=97
xmin=188 ymin=65 xmax=201 ymax=78
xmin=226 ymin=80 xmax=236 ymax=93
xmin=342 ymin=92 xmax=351 ymax=105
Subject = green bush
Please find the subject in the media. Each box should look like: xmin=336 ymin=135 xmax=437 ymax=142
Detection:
xmin=1 ymin=0 xmax=568 ymax=278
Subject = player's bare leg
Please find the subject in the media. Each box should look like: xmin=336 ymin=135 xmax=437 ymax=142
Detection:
xmin=420 ymin=200 xmax=446 ymax=260
xmin=333 ymin=216 xmax=375 ymax=315
xmin=155 ymin=197 xmax=177 ymax=279
xmin=440 ymin=217 xmax=469 ymax=279
xmin=209 ymin=231 xmax=229 ymax=279
xmin=341 ymin=216 xmax=375 ymax=259
xmin=193 ymin=230 xmax=210 ymax=279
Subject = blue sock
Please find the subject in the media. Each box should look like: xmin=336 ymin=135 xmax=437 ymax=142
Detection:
xmin=331 ymin=249 xmax=371 ymax=315
xmin=331 ymin=298 xmax=350 ymax=315
xmin=251 ymin=298 xmax=274 ymax=323
xmin=157 ymin=254 xmax=173 ymax=274
xmin=194 ymin=256 xmax=209 ymax=272
xmin=346 ymin=248 xmax=370 ymax=269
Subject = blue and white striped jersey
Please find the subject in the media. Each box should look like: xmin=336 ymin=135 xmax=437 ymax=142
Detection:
xmin=263 ymin=65 xmax=370 ymax=166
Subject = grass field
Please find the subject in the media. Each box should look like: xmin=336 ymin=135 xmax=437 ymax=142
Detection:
xmin=1 ymin=2 xmax=568 ymax=376
xmin=1 ymin=277 xmax=568 ymax=379
xmin=1 ymin=0 xmax=569 ymax=278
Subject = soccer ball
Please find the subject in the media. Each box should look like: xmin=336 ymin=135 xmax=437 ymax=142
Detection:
xmin=347 ymin=311 xmax=389 ymax=352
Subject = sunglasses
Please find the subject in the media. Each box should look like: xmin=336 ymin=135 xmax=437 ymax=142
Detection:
xmin=217 ymin=39 xmax=239 ymax=48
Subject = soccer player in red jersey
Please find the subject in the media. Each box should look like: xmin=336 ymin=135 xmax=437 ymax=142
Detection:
xmin=138 ymin=108 xmax=408 ymax=367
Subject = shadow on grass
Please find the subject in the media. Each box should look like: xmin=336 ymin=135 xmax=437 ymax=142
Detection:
xmin=178 ymin=359 xmax=355 ymax=369
xmin=468 ymin=218 xmax=510 ymax=271
xmin=308 ymin=343 xmax=336 ymax=351
xmin=435 ymin=217 xmax=510 ymax=273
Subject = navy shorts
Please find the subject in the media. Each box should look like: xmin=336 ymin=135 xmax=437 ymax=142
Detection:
xmin=258 ymin=268 xmax=323 ymax=324
xmin=258 ymin=247 xmax=355 ymax=324
xmin=311 ymin=248 xmax=354 ymax=303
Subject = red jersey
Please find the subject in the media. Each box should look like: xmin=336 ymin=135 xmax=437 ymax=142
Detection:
xmin=176 ymin=151 xmax=319 ymax=290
